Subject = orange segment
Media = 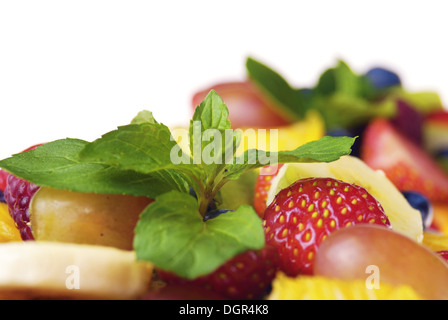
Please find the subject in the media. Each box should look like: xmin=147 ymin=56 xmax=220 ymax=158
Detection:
xmin=268 ymin=272 xmax=422 ymax=300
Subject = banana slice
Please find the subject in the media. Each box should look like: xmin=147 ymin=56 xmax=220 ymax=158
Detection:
xmin=0 ymin=241 xmax=153 ymax=300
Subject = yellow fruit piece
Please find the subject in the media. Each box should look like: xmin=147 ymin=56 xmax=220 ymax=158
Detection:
xmin=0 ymin=203 xmax=21 ymax=242
xmin=268 ymin=272 xmax=423 ymax=300
xmin=236 ymin=110 xmax=325 ymax=154
xmin=0 ymin=241 xmax=153 ymax=300
xmin=432 ymin=202 xmax=448 ymax=234
xmin=170 ymin=110 xmax=324 ymax=163
xmin=266 ymin=155 xmax=423 ymax=243
xmin=422 ymin=231 xmax=448 ymax=251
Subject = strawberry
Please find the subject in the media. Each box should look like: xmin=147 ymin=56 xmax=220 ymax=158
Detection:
xmin=263 ymin=177 xmax=391 ymax=276
xmin=157 ymin=245 xmax=278 ymax=300
xmin=361 ymin=118 xmax=448 ymax=202
xmin=253 ymin=164 xmax=283 ymax=217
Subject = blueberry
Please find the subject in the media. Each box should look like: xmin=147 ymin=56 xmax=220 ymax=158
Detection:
xmin=326 ymin=125 xmax=366 ymax=158
xmin=203 ymin=209 xmax=233 ymax=222
xmin=365 ymin=67 xmax=401 ymax=90
xmin=0 ymin=190 xmax=4 ymax=203
xmin=402 ymin=191 xmax=433 ymax=229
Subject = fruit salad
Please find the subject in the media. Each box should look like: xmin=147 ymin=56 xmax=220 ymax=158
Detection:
xmin=0 ymin=57 xmax=447 ymax=301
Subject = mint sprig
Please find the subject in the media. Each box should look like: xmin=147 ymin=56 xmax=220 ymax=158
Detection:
xmin=246 ymin=57 xmax=397 ymax=130
xmin=0 ymin=89 xmax=355 ymax=279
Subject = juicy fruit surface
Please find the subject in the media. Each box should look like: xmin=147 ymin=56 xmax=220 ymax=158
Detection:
xmin=268 ymin=272 xmax=422 ymax=300
xmin=361 ymin=118 xmax=448 ymax=202
xmin=0 ymin=241 xmax=153 ymax=300
xmin=30 ymin=187 xmax=153 ymax=250
xmin=266 ymin=156 xmax=423 ymax=242
xmin=4 ymin=174 xmax=40 ymax=240
xmin=263 ymin=177 xmax=390 ymax=276
xmin=253 ymin=164 xmax=283 ymax=217
xmin=0 ymin=203 xmax=21 ymax=242
xmin=158 ymin=245 xmax=278 ymax=300
xmin=314 ymin=224 xmax=448 ymax=300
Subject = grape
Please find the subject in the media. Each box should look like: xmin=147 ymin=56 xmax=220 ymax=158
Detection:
xmin=313 ymin=224 xmax=448 ymax=300
xmin=30 ymin=187 xmax=153 ymax=250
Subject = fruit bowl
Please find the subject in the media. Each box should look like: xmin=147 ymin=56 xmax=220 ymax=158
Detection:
xmin=0 ymin=57 xmax=447 ymax=301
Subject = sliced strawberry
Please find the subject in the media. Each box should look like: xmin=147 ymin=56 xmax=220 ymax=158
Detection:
xmin=192 ymin=81 xmax=291 ymax=129
xmin=263 ymin=177 xmax=391 ymax=276
xmin=361 ymin=118 xmax=448 ymax=202
xmin=253 ymin=164 xmax=283 ymax=217
xmin=157 ymin=245 xmax=278 ymax=300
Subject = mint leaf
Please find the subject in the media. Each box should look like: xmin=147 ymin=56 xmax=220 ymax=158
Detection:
xmin=189 ymin=90 xmax=239 ymax=168
xmin=79 ymin=122 xmax=203 ymax=181
xmin=225 ymin=135 xmax=356 ymax=179
xmin=246 ymin=57 xmax=306 ymax=120
xmin=134 ymin=190 xmax=264 ymax=279
xmin=0 ymin=139 xmax=188 ymax=197
xmin=131 ymin=110 xmax=158 ymax=125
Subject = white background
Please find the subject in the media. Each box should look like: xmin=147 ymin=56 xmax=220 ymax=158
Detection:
xmin=0 ymin=0 xmax=447 ymax=160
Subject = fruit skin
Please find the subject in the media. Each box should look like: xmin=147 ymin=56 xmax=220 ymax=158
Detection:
xmin=314 ymin=224 xmax=448 ymax=300
xmin=253 ymin=164 xmax=283 ymax=217
xmin=263 ymin=177 xmax=391 ymax=276
xmin=192 ymin=81 xmax=291 ymax=129
xmin=361 ymin=118 xmax=448 ymax=202
xmin=157 ymin=245 xmax=278 ymax=300
xmin=4 ymin=174 xmax=40 ymax=240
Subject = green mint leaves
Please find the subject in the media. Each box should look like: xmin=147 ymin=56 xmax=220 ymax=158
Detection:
xmin=134 ymin=191 xmax=265 ymax=279
xmin=246 ymin=57 xmax=397 ymax=130
xmin=0 ymin=89 xmax=355 ymax=279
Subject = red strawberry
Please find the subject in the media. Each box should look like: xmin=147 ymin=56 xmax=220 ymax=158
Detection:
xmin=263 ymin=177 xmax=391 ymax=276
xmin=253 ymin=164 xmax=283 ymax=217
xmin=361 ymin=118 xmax=448 ymax=202
xmin=157 ymin=245 xmax=278 ymax=300
xmin=192 ymin=81 xmax=290 ymax=129
xmin=3 ymin=144 xmax=42 ymax=240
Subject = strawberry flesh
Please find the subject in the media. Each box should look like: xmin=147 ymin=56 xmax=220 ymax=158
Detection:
xmin=362 ymin=118 xmax=448 ymax=202
xmin=253 ymin=164 xmax=283 ymax=217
